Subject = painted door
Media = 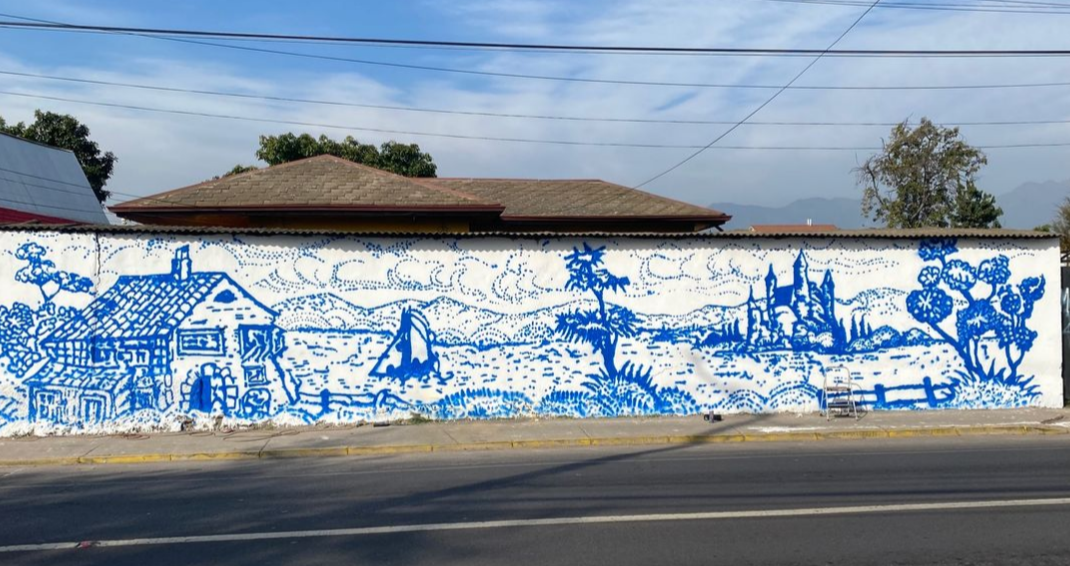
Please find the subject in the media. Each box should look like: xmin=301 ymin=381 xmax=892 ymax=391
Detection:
xmin=81 ymin=396 xmax=106 ymax=424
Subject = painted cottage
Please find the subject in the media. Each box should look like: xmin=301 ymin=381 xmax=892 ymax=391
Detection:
xmin=26 ymin=246 xmax=291 ymax=425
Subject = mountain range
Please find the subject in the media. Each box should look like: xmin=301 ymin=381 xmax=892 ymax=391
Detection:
xmin=273 ymin=289 xmax=913 ymax=346
xmin=710 ymin=180 xmax=1070 ymax=230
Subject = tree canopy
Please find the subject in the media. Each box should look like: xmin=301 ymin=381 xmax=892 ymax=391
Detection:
xmin=220 ymin=133 xmax=437 ymax=179
xmin=857 ymin=118 xmax=1002 ymax=229
xmin=1045 ymin=196 xmax=1070 ymax=251
xmin=0 ymin=110 xmax=117 ymax=203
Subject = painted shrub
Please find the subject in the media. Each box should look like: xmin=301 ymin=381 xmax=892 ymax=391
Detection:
xmin=0 ymin=230 xmax=1060 ymax=434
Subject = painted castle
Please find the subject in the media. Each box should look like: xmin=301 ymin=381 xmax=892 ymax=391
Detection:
xmin=744 ymin=251 xmax=846 ymax=352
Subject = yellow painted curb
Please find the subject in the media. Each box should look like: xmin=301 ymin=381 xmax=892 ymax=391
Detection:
xmin=665 ymin=434 xmax=748 ymax=444
xmin=743 ymin=432 xmax=822 ymax=442
xmin=593 ymin=436 xmax=676 ymax=446
xmin=885 ymin=427 xmax=961 ymax=438
xmin=0 ymin=457 xmax=82 ymax=467
xmin=79 ymin=453 xmax=175 ymax=465
xmin=261 ymin=447 xmax=349 ymax=459
xmin=816 ymin=430 xmax=889 ymax=440
xmin=170 ymin=451 xmax=262 ymax=462
xmin=347 ymin=444 xmax=433 ymax=456
xmin=431 ymin=441 xmax=512 ymax=452
xmin=512 ymin=438 xmax=592 ymax=449
xmin=3 ymin=422 xmax=1067 ymax=466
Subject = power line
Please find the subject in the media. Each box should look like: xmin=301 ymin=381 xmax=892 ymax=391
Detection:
xmin=10 ymin=67 xmax=1070 ymax=106
xmin=6 ymin=69 xmax=1070 ymax=128
xmin=5 ymin=13 xmax=1070 ymax=105
xmin=751 ymin=0 xmax=1070 ymax=14
xmin=5 ymin=18 xmax=1070 ymax=57
xmin=2 ymin=89 xmax=1067 ymax=159
xmin=636 ymin=1 xmax=884 ymax=188
xmin=0 ymin=90 xmax=709 ymax=149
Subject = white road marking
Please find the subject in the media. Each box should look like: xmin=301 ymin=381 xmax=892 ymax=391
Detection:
xmin=3 ymin=497 xmax=1070 ymax=553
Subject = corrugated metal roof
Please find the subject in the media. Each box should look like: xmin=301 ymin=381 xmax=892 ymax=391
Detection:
xmin=0 ymin=222 xmax=1054 ymax=240
xmin=0 ymin=132 xmax=109 ymax=225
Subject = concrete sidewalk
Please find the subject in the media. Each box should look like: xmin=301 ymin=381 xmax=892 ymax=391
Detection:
xmin=2 ymin=408 xmax=1068 ymax=466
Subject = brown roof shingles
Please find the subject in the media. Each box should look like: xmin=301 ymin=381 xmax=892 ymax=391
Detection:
xmin=113 ymin=155 xmax=500 ymax=212
xmin=111 ymin=155 xmax=728 ymax=223
xmin=432 ymin=178 xmax=728 ymax=220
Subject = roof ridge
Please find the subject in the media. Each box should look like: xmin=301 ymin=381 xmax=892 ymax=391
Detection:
xmin=592 ymin=179 xmax=729 ymax=218
xmin=436 ymin=177 xmax=605 ymax=182
xmin=115 ymin=154 xmax=501 ymax=210
xmin=320 ymin=156 xmax=497 ymax=205
xmin=0 ymin=131 xmax=78 ymax=155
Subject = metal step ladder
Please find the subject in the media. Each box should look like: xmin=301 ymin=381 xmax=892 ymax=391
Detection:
xmin=822 ymin=365 xmax=859 ymax=420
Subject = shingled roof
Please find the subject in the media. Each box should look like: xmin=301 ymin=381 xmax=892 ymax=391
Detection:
xmin=111 ymin=155 xmax=729 ymax=232
xmin=44 ymin=272 xmax=230 ymax=342
xmin=431 ymin=178 xmax=728 ymax=221
xmin=111 ymin=155 xmax=502 ymax=213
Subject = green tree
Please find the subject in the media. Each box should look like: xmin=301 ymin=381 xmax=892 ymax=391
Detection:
xmin=856 ymin=118 xmax=1002 ymax=229
xmin=0 ymin=110 xmax=116 ymax=203
xmin=1047 ymin=196 xmax=1070 ymax=251
xmin=254 ymin=133 xmax=436 ymax=177
xmin=213 ymin=164 xmax=260 ymax=180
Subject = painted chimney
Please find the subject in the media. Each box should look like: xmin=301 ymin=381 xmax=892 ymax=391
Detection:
xmin=172 ymin=245 xmax=191 ymax=280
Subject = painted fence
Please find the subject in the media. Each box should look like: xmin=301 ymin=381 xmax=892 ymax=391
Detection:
xmin=0 ymin=228 xmax=1061 ymax=435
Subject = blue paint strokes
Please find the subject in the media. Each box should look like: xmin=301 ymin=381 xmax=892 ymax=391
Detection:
xmin=17 ymin=245 xmax=290 ymax=426
xmin=905 ymin=238 xmax=1044 ymax=407
xmin=371 ymin=307 xmax=441 ymax=384
xmin=553 ymin=243 xmax=698 ymax=417
xmin=0 ymin=236 xmax=1053 ymax=432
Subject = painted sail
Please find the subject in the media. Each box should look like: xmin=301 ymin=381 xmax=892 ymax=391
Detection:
xmin=371 ymin=307 xmax=439 ymax=382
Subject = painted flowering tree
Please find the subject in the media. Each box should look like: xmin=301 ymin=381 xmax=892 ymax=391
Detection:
xmin=551 ymin=243 xmax=696 ymax=416
xmin=906 ymin=238 xmax=1044 ymax=403
xmin=14 ymin=243 xmax=93 ymax=304
xmin=0 ymin=243 xmax=90 ymax=375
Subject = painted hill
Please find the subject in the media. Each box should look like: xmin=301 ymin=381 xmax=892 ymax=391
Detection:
xmin=275 ymin=288 xmax=922 ymax=347
xmin=274 ymin=293 xmax=570 ymax=345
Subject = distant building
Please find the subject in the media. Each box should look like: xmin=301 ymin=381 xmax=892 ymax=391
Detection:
xmin=0 ymin=132 xmax=108 ymax=225
xmin=748 ymin=223 xmax=839 ymax=234
xmin=110 ymin=155 xmax=730 ymax=233
xmin=26 ymin=246 xmax=290 ymax=425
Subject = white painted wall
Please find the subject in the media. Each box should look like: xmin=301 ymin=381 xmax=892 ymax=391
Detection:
xmin=0 ymin=230 xmax=1060 ymax=435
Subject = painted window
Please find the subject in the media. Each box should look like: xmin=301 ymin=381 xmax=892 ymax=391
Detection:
xmin=91 ymin=346 xmax=116 ymax=366
xmin=245 ymin=365 xmax=268 ymax=386
xmin=35 ymin=391 xmax=60 ymax=422
xmin=176 ymin=329 xmax=226 ymax=356
xmin=239 ymin=326 xmax=278 ymax=362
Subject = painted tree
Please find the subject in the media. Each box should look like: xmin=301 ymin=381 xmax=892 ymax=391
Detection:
xmin=555 ymin=243 xmax=637 ymax=380
xmin=551 ymin=243 xmax=698 ymax=417
xmin=0 ymin=244 xmax=89 ymax=375
xmin=906 ymin=238 xmax=1043 ymax=390
xmin=14 ymin=243 xmax=94 ymax=304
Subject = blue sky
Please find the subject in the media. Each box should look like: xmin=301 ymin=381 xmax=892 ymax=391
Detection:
xmin=0 ymin=0 xmax=1068 ymax=212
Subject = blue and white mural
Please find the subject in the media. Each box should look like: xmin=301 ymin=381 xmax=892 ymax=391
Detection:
xmin=0 ymin=230 xmax=1061 ymax=434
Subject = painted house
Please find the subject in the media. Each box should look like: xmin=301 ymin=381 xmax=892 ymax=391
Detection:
xmin=26 ymin=246 xmax=290 ymax=425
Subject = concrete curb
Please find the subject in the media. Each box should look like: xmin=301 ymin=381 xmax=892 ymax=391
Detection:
xmin=2 ymin=424 xmax=1065 ymax=467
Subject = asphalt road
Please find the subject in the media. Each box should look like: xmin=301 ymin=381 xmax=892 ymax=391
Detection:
xmin=3 ymin=435 xmax=1070 ymax=565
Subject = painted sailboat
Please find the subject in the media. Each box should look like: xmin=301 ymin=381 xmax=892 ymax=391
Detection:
xmin=371 ymin=308 xmax=439 ymax=383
